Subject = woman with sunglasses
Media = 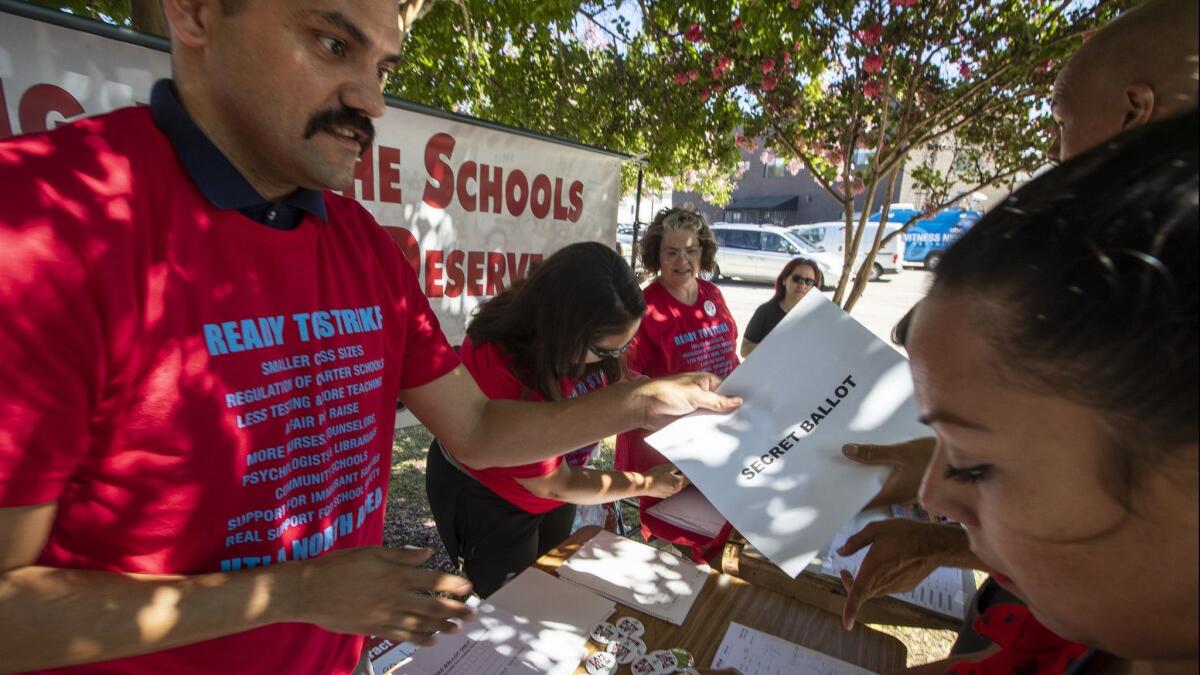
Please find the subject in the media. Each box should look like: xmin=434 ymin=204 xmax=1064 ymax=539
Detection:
xmin=425 ymin=242 xmax=689 ymax=597
xmin=615 ymin=206 xmax=741 ymax=562
xmin=740 ymin=258 xmax=824 ymax=358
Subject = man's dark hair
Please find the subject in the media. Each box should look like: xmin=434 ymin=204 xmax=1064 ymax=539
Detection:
xmin=908 ymin=112 xmax=1197 ymax=479
xmin=467 ymin=242 xmax=645 ymax=400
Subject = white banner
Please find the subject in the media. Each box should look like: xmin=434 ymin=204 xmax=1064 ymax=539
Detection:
xmin=0 ymin=8 xmax=624 ymax=343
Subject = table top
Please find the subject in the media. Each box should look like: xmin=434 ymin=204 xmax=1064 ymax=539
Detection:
xmin=536 ymin=526 xmax=907 ymax=674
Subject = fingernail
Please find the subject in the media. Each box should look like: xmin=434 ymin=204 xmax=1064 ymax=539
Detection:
xmin=843 ymin=444 xmax=860 ymax=456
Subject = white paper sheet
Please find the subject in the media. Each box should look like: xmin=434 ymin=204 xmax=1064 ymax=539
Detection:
xmin=395 ymin=569 xmax=615 ymax=675
xmin=711 ymin=622 xmax=876 ymax=675
xmin=556 ymin=529 xmax=710 ymax=625
xmin=645 ymin=486 xmax=726 ymax=539
xmin=817 ymin=512 xmax=970 ymax=620
xmin=645 ymin=293 xmax=929 ymax=577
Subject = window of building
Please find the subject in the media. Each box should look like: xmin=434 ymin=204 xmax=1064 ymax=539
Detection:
xmin=764 ymin=158 xmax=788 ymax=178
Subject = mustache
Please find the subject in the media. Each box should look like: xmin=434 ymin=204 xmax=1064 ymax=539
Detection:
xmin=303 ymin=107 xmax=376 ymax=153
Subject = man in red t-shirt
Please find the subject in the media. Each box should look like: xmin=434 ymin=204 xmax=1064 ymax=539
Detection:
xmin=0 ymin=1 xmax=739 ymax=673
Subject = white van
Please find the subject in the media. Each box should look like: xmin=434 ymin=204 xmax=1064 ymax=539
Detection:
xmin=788 ymin=221 xmax=905 ymax=281
xmin=709 ymin=223 xmax=844 ymax=287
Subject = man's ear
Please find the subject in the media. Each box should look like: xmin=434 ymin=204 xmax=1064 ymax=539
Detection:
xmin=161 ymin=0 xmax=216 ymax=49
xmin=1122 ymin=82 xmax=1156 ymax=131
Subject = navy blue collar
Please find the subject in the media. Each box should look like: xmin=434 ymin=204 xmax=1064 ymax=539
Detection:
xmin=149 ymin=79 xmax=327 ymax=228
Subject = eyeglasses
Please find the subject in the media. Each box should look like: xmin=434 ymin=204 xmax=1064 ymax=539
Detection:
xmin=589 ymin=337 xmax=634 ymax=360
xmin=790 ymin=275 xmax=818 ymax=287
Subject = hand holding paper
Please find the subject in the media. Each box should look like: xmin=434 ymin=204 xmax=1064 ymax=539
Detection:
xmin=645 ymin=293 xmax=930 ymax=577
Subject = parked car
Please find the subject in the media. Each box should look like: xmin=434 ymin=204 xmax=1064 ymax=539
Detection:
xmin=868 ymin=206 xmax=981 ymax=269
xmin=787 ymin=221 xmax=905 ymax=281
xmin=709 ymin=223 xmax=843 ymax=288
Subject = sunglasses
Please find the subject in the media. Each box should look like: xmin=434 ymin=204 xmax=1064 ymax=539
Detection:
xmin=589 ymin=337 xmax=634 ymax=360
xmin=790 ymin=274 xmax=818 ymax=287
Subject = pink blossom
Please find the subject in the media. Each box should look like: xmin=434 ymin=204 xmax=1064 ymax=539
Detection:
xmin=958 ymin=62 xmax=971 ymax=79
xmin=761 ymin=75 xmax=778 ymax=92
xmin=761 ymin=58 xmax=776 ymax=74
xmin=688 ymin=69 xmax=699 ymax=82
xmin=673 ymin=71 xmax=690 ymax=85
xmin=732 ymin=17 xmax=744 ymax=31
xmin=856 ymin=23 xmax=883 ymax=46
xmin=783 ymin=52 xmax=792 ymax=65
xmin=700 ymin=88 xmax=711 ymax=102
xmin=685 ymin=23 xmax=704 ymax=43
xmin=735 ymin=134 xmax=752 ymax=150
xmin=713 ymin=82 xmax=724 ymax=94
xmin=864 ymin=54 xmax=883 ymax=74
xmin=790 ymin=0 xmax=802 ymax=8
xmin=718 ymin=56 xmax=733 ymax=70
xmin=889 ymin=0 xmax=918 ymax=7
xmin=787 ymin=158 xmax=803 ymax=175
xmin=760 ymin=148 xmax=776 ymax=164
xmin=864 ymin=79 xmax=884 ymax=98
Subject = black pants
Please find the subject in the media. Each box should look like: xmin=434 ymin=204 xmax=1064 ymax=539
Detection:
xmin=425 ymin=440 xmax=576 ymax=598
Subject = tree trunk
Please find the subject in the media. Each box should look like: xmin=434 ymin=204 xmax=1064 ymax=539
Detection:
xmin=843 ymin=167 xmax=901 ymax=313
xmin=130 ymin=0 xmax=167 ymax=37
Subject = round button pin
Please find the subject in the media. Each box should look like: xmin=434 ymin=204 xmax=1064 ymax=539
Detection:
xmin=615 ymin=616 xmax=646 ymax=638
xmin=649 ymin=649 xmax=677 ymax=672
xmin=585 ymin=651 xmax=618 ymax=675
xmin=589 ymin=621 xmax=620 ymax=645
xmin=631 ymin=655 xmax=659 ymax=675
xmin=669 ymin=647 xmax=696 ymax=669
xmin=703 ymin=299 xmax=717 ymax=316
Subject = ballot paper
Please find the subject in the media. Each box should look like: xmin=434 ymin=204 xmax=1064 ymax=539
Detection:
xmin=712 ymin=622 xmax=876 ymax=675
xmin=556 ymin=529 xmax=710 ymax=625
xmin=392 ymin=569 xmax=616 ymax=675
xmin=645 ymin=293 xmax=929 ymax=578
xmin=818 ymin=511 xmax=971 ymax=620
xmin=645 ymin=486 xmax=726 ymax=538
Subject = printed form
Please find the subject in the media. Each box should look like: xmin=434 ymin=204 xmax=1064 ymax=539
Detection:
xmin=712 ymin=622 xmax=876 ymax=675
xmin=646 ymin=293 xmax=930 ymax=577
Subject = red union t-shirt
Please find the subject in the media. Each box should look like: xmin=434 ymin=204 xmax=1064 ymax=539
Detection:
xmin=0 ymin=107 xmax=459 ymax=674
xmin=615 ymin=278 xmax=738 ymax=560
xmin=459 ymin=338 xmax=607 ymax=513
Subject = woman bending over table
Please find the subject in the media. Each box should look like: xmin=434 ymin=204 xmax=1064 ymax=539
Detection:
xmin=425 ymin=242 xmax=688 ymax=597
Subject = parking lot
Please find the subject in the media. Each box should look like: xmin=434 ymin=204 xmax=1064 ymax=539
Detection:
xmin=714 ymin=268 xmax=932 ymax=352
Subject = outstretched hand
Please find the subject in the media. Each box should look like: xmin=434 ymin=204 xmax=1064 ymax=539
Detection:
xmin=637 ymin=372 xmax=742 ymax=430
xmin=836 ymin=519 xmax=970 ymax=630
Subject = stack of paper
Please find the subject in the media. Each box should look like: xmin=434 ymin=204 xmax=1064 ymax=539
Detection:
xmin=712 ymin=622 xmax=876 ymax=675
xmin=645 ymin=293 xmax=930 ymax=578
xmin=556 ymin=529 xmax=710 ymax=625
xmin=388 ymin=568 xmax=616 ymax=675
xmin=645 ymin=486 xmax=726 ymax=538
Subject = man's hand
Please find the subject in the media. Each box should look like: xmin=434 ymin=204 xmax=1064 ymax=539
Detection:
xmin=293 ymin=547 xmax=475 ymax=644
xmin=641 ymin=464 xmax=690 ymax=499
xmin=842 ymin=437 xmax=935 ymax=510
xmin=836 ymin=519 xmax=974 ymax=630
xmin=635 ymin=373 xmax=742 ymax=430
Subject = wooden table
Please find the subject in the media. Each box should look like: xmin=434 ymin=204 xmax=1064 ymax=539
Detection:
xmin=536 ymin=526 xmax=907 ymax=674
xmin=720 ymin=533 xmax=971 ymax=631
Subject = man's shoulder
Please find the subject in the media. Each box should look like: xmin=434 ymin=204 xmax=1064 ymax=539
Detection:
xmin=0 ymin=106 xmax=156 ymax=161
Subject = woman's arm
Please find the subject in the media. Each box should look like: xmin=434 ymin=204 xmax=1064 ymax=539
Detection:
xmin=515 ymin=462 xmax=687 ymax=505
xmin=739 ymin=339 xmax=758 ymax=358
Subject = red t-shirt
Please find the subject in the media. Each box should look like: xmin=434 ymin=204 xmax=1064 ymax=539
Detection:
xmin=0 ymin=107 xmax=460 ymax=674
xmin=616 ymin=278 xmax=738 ymax=559
xmin=459 ymin=338 xmax=607 ymax=513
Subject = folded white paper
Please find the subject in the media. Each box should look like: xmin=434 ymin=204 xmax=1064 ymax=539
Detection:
xmin=394 ymin=569 xmax=616 ymax=675
xmin=645 ymin=486 xmax=726 ymax=539
xmin=556 ymin=529 xmax=710 ymax=625
xmin=646 ymin=293 xmax=928 ymax=577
